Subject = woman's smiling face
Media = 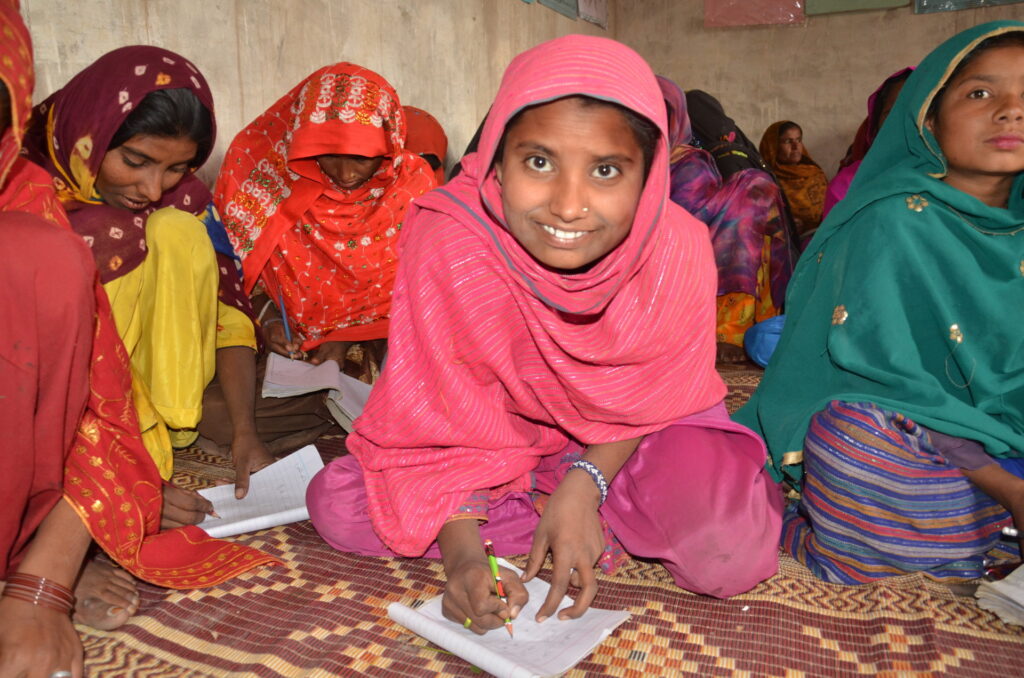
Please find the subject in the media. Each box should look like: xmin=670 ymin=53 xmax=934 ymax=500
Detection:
xmin=494 ymin=97 xmax=647 ymax=273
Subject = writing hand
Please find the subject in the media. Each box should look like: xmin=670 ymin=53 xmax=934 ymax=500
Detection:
xmin=161 ymin=485 xmax=216 ymax=529
xmin=264 ymin=320 xmax=304 ymax=360
xmin=443 ymin=558 xmax=527 ymax=635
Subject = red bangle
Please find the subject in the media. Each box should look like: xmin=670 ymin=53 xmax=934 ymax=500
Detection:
xmin=3 ymin=573 xmax=75 ymax=615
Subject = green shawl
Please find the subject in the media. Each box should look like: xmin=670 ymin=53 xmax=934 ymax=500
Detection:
xmin=735 ymin=20 xmax=1024 ymax=485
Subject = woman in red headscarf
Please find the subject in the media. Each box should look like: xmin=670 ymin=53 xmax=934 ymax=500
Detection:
xmin=214 ymin=63 xmax=435 ymax=399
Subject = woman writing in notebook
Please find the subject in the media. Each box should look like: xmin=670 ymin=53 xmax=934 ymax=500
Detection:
xmin=307 ymin=35 xmax=783 ymax=633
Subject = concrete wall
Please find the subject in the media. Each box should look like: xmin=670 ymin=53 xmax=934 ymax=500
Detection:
xmin=22 ymin=0 xmax=608 ymax=183
xmin=20 ymin=1 xmax=1024 ymax=181
xmin=614 ymin=2 xmax=1024 ymax=176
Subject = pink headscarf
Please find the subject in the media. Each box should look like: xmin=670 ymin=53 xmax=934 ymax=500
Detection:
xmin=346 ymin=34 xmax=725 ymax=556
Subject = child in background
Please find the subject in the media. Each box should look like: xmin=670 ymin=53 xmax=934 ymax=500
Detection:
xmin=308 ymin=35 xmax=783 ymax=633
xmin=737 ymin=21 xmax=1024 ymax=584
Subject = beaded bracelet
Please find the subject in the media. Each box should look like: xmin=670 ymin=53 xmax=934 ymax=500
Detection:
xmin=568 ymin=459 xmax=609 ymax=506
xmin=2 ymin=573 xmax=76 ymax=615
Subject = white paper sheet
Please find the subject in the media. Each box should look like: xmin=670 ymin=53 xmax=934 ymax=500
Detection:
xmin=197 ymin=445 xmax=324 ymax=538
xmin=388 ymin=560 xmax=630 ymax=678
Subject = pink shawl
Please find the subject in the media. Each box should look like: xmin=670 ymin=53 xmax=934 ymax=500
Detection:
xmin=346 ymin=34 xmax=725 ymax=556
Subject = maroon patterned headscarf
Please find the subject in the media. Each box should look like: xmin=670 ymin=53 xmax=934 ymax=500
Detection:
xmin=24 ymin=46 xmax=252 ymax=319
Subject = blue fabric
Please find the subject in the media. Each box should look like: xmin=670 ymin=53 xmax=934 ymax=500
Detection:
xmin=743 ymin=315 xmax=785 ymax=367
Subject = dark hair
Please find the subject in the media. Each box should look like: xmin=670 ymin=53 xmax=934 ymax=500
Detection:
xmin=927 ymin=30 xmax=1024 ymax=121
xmin=494 ymin=95 xmax=660 ymax=178
xmin=777 ymin=121 xmax=801 ymax=138
xmin=870 ymin=70 xmax=912 ymax=134
xmin=418 ymin=152 xmax=443 ymax=171
xmin=108 ymin=88 xmax=213 ymax=167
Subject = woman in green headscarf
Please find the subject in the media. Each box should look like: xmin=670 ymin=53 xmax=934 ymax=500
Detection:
xmin=735 ymin=20 xmax=1024 ymax=585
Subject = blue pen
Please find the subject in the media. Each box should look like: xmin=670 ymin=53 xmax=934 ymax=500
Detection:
xmin=278 ymin=293 xmax=296 ymax=358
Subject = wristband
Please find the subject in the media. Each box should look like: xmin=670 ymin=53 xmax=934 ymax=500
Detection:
xmin=2 ymin=573 xmax=76 ymax=615
xmin=568 ymin=459 xmax=609 ymax=506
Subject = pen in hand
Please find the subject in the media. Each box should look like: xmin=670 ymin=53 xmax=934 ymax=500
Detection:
xmin=484 ymin=539 xmax=514 ymax=638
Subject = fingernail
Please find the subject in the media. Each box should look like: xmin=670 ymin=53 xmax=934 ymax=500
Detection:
xmin=511 ymin=605 xmax=521 ymax=618
xmin=210 ymin=509 xmax=222 ymax=518
xmin=107 ymin=606 xmax=124 ymax=616
xmin=536 ymin=615 xmax=547 ymax=624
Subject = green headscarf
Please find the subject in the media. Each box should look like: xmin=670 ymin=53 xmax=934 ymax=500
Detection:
xmin=735 ymin=20 xmax=1024 ymax=485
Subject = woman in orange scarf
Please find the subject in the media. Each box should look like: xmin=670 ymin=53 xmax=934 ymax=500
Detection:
xmin=760 ymin=121 xmax=828 ymax=247
xmin=216 ymin=63 xmax=435 ymax=376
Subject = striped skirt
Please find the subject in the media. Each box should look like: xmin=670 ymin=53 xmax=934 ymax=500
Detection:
xmin=783 ymin=400 xmax=1020 ymax=584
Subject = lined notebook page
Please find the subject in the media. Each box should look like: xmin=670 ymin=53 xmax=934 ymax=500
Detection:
xmin=388 ymin=560 xmax=630 ymax=678
xmin=197 ymin=445 xmax=324 ymax=538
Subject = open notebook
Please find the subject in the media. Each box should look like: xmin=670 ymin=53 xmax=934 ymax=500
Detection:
xmin=261 ymin=352 xmax=373 ymax=431
xmin=388 ymin=560 xmax=631 ymax=678
xmin=197 ymin=445 xmax=323 ymax=538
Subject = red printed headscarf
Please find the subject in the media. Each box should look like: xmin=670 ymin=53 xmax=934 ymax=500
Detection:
xmin=215 ymin=63 xmax=435 ymax=348
xmin=347 ymin=34 xmax=725 ymax=556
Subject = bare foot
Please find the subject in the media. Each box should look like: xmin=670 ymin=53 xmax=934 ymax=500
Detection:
xmin=73 ymin=560 xmax=139 ymax=631
xmin=716 ymin=342 xmax=748 ymax=364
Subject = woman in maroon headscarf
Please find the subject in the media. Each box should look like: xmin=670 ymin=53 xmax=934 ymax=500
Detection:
xmin=24 ymin=45 xmax=273 ymax=501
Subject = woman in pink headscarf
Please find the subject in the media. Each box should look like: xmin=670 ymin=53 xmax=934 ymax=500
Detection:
xmin=307 ymin=35 xmax=783 ymax=633
xmin=823 ymin=68 xmax=913 ymax=218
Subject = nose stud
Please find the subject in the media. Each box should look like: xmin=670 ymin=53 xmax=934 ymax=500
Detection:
xmin=582 ymin=207 xmax=589 ymax=213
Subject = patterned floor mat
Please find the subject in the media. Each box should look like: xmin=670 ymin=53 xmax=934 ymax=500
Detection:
xmin=78 ymin=366 xmax=1024 ymax=677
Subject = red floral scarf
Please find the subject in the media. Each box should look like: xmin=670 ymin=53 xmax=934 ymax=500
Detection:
xmin=215 ymin=63 xmax=435 ymax=348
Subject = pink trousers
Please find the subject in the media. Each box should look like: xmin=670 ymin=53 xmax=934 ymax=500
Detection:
xmin=307 ymin=402 xmax=783 ymax=597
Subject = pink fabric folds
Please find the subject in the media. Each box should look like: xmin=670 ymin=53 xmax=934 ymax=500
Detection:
xmin=312 ymin=403 xmax=783 ymax=596
xmin=345 ymin=34 xmax=726 ymax=557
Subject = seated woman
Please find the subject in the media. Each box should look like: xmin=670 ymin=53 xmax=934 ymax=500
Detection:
xmin=214 ymin=63 xmax=435 ymax=390
xmin=307 ymin=35 xmax=783 ymax=635
xmin=823 ymin=68 xmax=913 ymax=218
xmin=0 ymin=15 xmax=275 ymax=676
xmin=759 ymin=121 xmax=828 ymax=247
xmin=658 ymin=77 xmax=795 ymax=363
xmin=736 ymin=21 xmax=1024 ymax=585
xmin=404 ymin=105 xmax=448 ymax=185
xmin=25 ymin=46 xmax=271 ymax=503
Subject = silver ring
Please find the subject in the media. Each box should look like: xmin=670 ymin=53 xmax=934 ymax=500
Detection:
xmin=50 ymin=672 xmax=73 ymax=678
